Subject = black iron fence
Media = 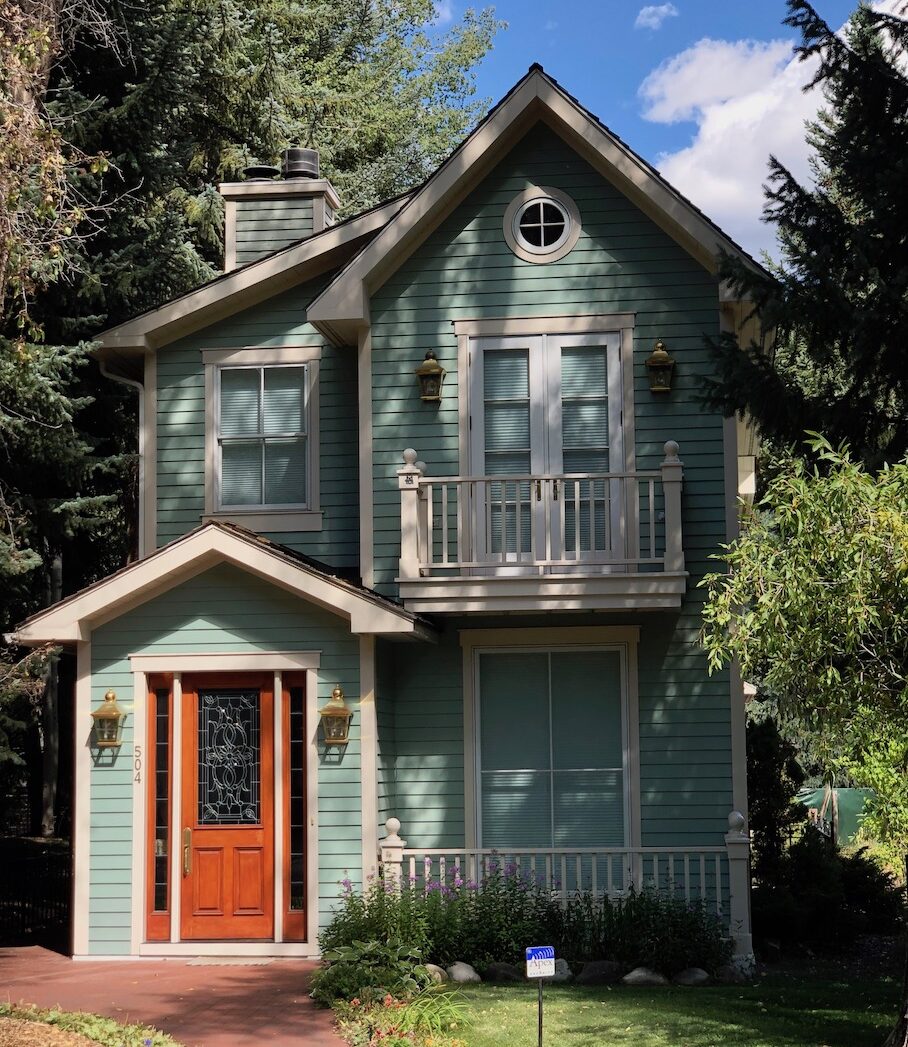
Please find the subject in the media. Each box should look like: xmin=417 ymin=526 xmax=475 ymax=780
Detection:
xmin=0 ymin=840 xmax=71 ymax=946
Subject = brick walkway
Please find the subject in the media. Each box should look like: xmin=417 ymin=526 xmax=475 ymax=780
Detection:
xmin=0 ymin=947 xmax=345 ymax=1047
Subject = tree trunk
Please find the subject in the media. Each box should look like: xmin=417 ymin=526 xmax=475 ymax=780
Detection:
xmin=39 ymin=553 xmax=63 ymax=838
xmin=882 ymin=856 xmax=908 ymax=1047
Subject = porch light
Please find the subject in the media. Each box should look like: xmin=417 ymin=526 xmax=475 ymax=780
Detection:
xmin=415 ymin=350 xmax=445 ymax=402
xmin=645 ymin=339 xmax=675 ymax=393
xmin=319 ymin=685 xmax=353 ymax=745
xmin=91 ymin=689 xmax=126 ymax=748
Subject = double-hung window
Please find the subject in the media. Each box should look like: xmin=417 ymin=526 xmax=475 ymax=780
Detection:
xmin=203 ymin=347 xmax=321 ymax=529
xmin=218 ymin=365 xmax=309 ymax=509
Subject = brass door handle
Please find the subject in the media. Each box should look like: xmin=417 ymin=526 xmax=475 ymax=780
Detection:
xmin=182 ymin=827 xmax=192 ymax=876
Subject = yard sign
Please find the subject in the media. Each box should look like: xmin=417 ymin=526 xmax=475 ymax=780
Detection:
xmin=526 ymin=946 xmax=556 ymax=1047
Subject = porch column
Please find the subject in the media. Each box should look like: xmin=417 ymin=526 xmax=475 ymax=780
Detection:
xmin=398 ymin=450 xmax=424 ymax=579
xmin=725 ymin=810 xmax=754 ymax=961
xmin=661 ymin=440 xmax=685 ymax=573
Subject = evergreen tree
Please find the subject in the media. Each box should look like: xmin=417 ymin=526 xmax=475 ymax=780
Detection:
xmin=703 ymin=1 xmax=908 ymax=468
xmin=1 ymin=0 xmax=500 ymax=833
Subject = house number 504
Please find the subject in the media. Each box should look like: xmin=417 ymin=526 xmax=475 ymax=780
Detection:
xmin=134 ymin=744 xmax=142 ymax=783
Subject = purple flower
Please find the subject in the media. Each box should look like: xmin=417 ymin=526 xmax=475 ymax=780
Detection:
xmin=504 ymin=861 xmax=518 ymax=877
xmin=452 ymin=873 xmax=464 ymax=889
xmin=341 ymin=877 xmax=353 ymax=896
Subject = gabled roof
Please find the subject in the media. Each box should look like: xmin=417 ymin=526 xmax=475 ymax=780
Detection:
xmin=13 ymin=522 xmax=435 ymax=644
xmin=307 ymin=65 xmax=767 ymax=346
xmin=95 ymin=193 xmax=410 ymax=358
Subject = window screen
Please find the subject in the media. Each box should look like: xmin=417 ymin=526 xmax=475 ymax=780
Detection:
xmin=478 ymin=650 xmax=624 ymax=848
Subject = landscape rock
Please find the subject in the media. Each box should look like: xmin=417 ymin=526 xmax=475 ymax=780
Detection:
xmin=549 ymin=958 xmax=573 ymax=983
xmin=576 ymin=960 xmax=623 ymax=986
xmin=484 ymin=962 xmax=523 ymax=983
xmin=621 ymin=966 xmax=669 ymax=987
xmin=672 ymin=967 xmax=710 ymax=986
xmin=424 ymin=963 xmax=448 ymax=983
xmin=447 ymin=961 xmax=481 ymax=983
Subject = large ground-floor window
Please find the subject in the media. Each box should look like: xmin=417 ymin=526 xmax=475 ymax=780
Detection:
xmin=476 ymin=649 xmax=626 ymax=848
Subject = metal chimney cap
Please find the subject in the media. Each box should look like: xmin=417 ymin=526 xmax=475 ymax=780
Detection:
xmin=281 ymin=147 xmax=319 ymax=180
xmin=243 ymin=164 xmax=281 ymax=181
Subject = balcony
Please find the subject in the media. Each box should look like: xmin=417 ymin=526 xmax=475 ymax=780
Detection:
xmin=396 ymin=441 xmax=688 ymax=614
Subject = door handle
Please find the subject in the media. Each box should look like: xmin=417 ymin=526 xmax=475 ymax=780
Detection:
xmin=182 ymin=827 xmax=192 ymax=877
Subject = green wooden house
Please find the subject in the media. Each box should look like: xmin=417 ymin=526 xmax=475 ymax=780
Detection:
xmin=15 ymin=67 xmax=758 ymax=961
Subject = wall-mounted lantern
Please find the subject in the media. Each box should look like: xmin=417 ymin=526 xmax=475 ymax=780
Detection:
xmin=415 ymin=350 xmax=445 ymax=402
xmin=91 ymin=689 xmax=127 ymax=748
xmin=319 ymin=685 xmax=353 ymax=745
xmin=645 ymin=339 xmax=675 ymax=393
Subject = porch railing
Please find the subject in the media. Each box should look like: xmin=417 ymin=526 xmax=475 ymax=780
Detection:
xmin=397 ymin=442 xmax=684 ymax=579
xmin=379 ymin=812 xmax=753 ymax=956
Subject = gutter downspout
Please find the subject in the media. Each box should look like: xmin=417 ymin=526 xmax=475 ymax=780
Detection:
xmin=99 ymin=361 xmax=145 ymax=559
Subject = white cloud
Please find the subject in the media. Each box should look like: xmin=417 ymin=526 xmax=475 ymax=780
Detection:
xmin=639 ymin=38 xmax=793 ymax=123
xmin=634 ymin=4 xmax=679 ymax=31
xmin=641 ymin=0 xmax=905 ymax=257
xmin=434 ymin=0 xmax=454 ymax=25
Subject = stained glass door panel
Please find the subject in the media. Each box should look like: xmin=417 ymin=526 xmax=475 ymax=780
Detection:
xmin=180 ymin=676 xmax=275 ymax=941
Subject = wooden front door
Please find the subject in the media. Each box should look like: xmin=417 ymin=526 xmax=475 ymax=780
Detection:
xmin=180 ymin=674 xmax=274 ymax=940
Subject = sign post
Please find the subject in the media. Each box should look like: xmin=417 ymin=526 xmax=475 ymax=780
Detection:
xmin=525 ymin=946 xmax=555 ymax=1047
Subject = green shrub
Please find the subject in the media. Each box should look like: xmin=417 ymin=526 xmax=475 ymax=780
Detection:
xmin=334 ymin=988 xmax=470 ymax=1047
xmin=310 ymin=937 xmax=430 ymax=1006
xmin=321 ymin=867 xmax=732 ymax=977
xmin=752 ymin=828 xmax=904 ymax=950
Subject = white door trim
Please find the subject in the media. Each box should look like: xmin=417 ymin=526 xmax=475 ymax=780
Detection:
xmin=127 ymin=657 xmax=321 ymax=955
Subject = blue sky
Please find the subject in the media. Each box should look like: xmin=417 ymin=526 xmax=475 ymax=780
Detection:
xmin=441 ymin=1 xmax=866 ymax=257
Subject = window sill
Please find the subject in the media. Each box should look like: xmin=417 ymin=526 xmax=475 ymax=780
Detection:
xmin=203 ymin=510 xmax=324 ymax=532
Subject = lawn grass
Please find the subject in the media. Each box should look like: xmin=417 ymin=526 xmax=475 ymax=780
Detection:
xmin=455 ymin=966 xmax=900 ymax=1047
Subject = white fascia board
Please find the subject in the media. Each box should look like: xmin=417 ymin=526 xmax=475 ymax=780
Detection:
xmin=14 ymin=526 xmax=423 ymax=644
xmin=307 ymin=70 xmax=763 ymax=334
xmin=94 ymin=197 xmax=408 ymax=353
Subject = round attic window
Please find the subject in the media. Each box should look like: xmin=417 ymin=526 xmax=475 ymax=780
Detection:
xmin=504 ymin=186 xmax=581 ymax=263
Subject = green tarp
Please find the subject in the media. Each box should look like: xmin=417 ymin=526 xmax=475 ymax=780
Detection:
xmin=795 ymin=786 xmax=874 ymax=845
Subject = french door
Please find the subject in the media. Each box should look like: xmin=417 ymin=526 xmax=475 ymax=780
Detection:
xmin=180 ymin=674 xmax=275 ymax=940
xmin=468 ymin=332 xmax=624 ymax=565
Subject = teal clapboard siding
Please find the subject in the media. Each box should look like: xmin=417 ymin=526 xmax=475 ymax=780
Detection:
xmin=155 ymin=276 xmax=358 ymax=568
xmin=234 ymin=197 xmax=315 ymax=266
xmin=369 ymin=122 xmax=733 ymax=850
xmin=88 ymin=563 xmax=361 ymax=955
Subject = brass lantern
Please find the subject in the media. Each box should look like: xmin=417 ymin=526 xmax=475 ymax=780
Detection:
xmin=319 ymin=685 xmax=353 ymax=745
xmin=645 ymin=339 xmax=675 ymax=393
xmin=91 ymin=689 xmax=126 ymax=748
xmin=415 ymin=350 xmax=445 ymax=402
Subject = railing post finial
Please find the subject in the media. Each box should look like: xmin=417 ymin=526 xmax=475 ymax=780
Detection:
xmin=381 ymin=817 xmax=406 ymax=895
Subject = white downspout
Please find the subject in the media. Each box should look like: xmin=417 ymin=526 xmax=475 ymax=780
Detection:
xmin=99 ymin=360 xmax=145 ymax=559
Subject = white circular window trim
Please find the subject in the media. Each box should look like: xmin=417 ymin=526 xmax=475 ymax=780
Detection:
xmin=503 ymin=185 xmax=582 ymax=263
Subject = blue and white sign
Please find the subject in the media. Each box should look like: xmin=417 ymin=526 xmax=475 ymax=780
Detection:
xmin=526 ymin=945 xmax=556 ymax=978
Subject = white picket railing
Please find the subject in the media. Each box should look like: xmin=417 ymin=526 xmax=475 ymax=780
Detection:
xmin=379 ymin=813 xmax=753 ymax=956
xmin=398 ymin=442 xmax=684 ymax=580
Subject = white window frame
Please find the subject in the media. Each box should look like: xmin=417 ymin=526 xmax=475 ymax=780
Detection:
xmin=203 ymin=347 xmax=322 ymax=531
xmin=460 ymin=627 xmax=641 ymax=851
xmin=503 ymin=185 xmax=582 ymax=264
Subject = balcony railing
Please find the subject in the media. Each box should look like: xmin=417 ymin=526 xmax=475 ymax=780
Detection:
xmin=396 ymin=442 xmax=687 ymax=612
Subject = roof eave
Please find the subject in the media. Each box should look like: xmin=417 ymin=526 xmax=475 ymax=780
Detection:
xmin=307 ymin=69 xmax=767 ymax=339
